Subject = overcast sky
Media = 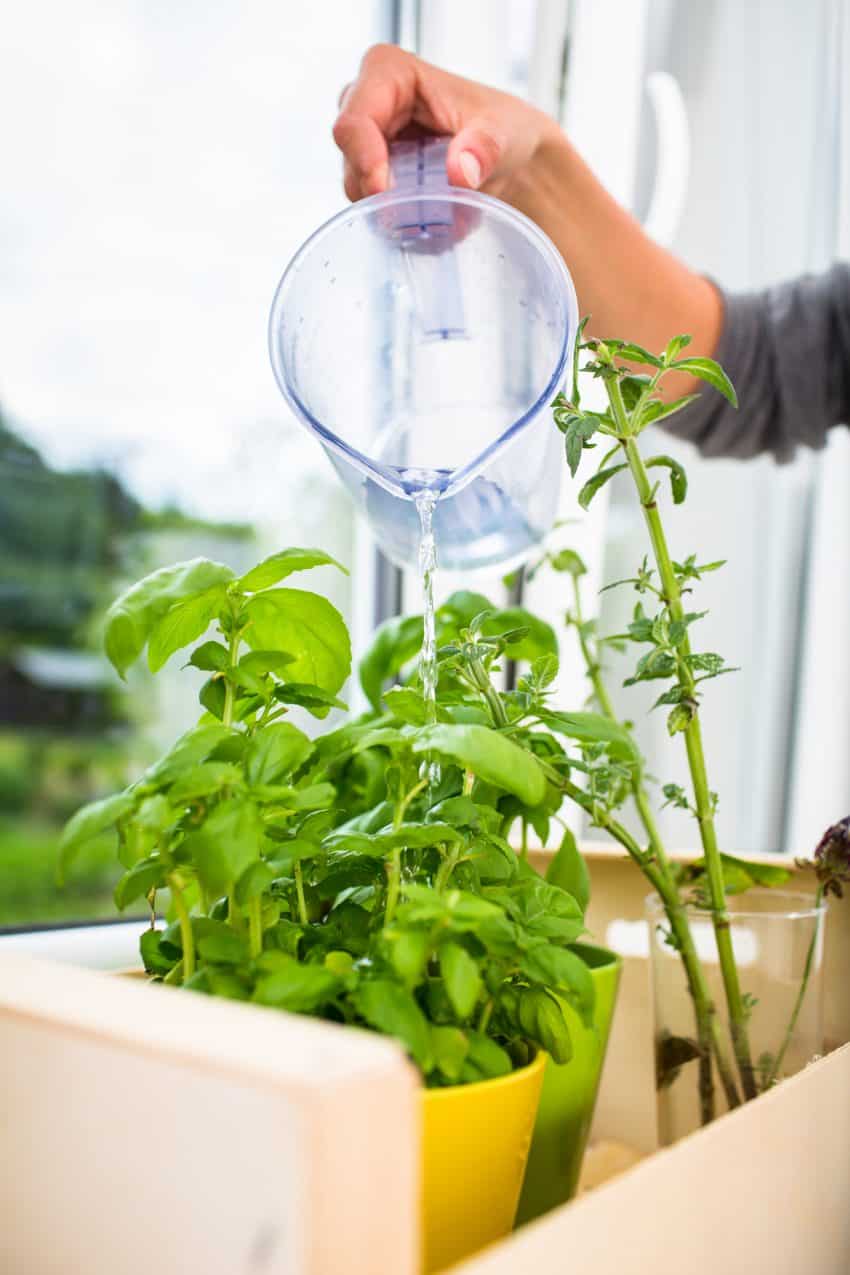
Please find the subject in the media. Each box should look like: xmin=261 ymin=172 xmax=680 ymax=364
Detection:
xmin=0 ymin=1 xmax=384 ymax=519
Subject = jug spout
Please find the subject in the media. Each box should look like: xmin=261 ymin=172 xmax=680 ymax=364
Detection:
xmin=386 ymin=137 xmax=466 ymax=342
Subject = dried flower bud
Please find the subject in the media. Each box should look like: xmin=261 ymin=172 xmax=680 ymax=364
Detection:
xmin=809 ymin=816 xmax=850 ymax=898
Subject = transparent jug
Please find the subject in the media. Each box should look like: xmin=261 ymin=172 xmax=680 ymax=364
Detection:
xmin=268 ymin=136 xmax=579 ymax=571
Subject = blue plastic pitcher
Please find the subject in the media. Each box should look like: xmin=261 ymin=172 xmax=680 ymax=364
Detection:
xmin=269 ymin=136 xmax=579 ymax=571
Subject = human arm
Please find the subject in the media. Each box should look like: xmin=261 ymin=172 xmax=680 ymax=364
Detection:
xmin=332 ymin=44 xmax=722 ymax=399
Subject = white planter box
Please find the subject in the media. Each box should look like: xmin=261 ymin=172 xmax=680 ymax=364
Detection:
xmin=1 ymin=851 xmax=847 ymax=1274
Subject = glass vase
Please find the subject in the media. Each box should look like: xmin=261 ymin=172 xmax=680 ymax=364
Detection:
xmin=647 ymin=889 xmax=826 ymax=1145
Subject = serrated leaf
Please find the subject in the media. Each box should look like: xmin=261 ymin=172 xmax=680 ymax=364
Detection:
xmin=578 ymin=462 xmax=628 ymax=511
xmin=611 ymin=341 xmax=664 ymax=368
xmin=539 ymin=710 xmax=640 ymax=764
xmin=664 ymin=334 xmax=692 ymax=362
xmin=646 ymin=455 xmax=688 ymax=504
xmin=238 ymin=547 xmax=347 ymax=592
xmin=671 ymin=356 xmax=738 ymax=406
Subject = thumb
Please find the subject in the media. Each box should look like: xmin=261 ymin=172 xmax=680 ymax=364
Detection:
xmin=446 ymin=123 xmax=503 ymax=190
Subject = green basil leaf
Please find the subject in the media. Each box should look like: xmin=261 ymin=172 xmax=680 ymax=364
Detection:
xmin=244 ymin=588 xmax=351 ymax=695
xmin=189 ymin=641 xmax=229 ymax=672
xmin=245 ymin=722 xmax=313 ymax=786
xmin=440 ymin=941 xmax=482 ymax=1019
xmin=185 ymin=797 xmax=264 ymax=895
xmin=143 ymin=723 xmax=233 ymax=786
xmin=272 ymin=682 xmax=348 ymax=719
xmin=520 ymin=944 xmax=595 ymax=1027
xmin=460 ymin=1032 xmax=513 ymax=1082
xmin=59 ymin=790 xmax=134 ymax=881
xmin=114 ymin=855 xmax=168 ymax=910
xmin=359 ymin=614 xmax=423 ymax=710
xmin=253 ymin=959 xmax=340 ymax=1012
xmin=412 ymin=725 xmax=545 ymax=807
xmin=168 ymin=762 xmax=243 ymax=804
xmin=148 ymin=586 xmax=228 ymax=672
xmin=539 ymin=709 xmax=640 ymax=764
xmin=353 ymin=978 xmax=433 ymax=1069
xmin=103 ymin=558 xmax=235 ymax=678
xmin=430 ymin=1025 xmax=470 ymax=1083
xmin=546 ymin=825 xmax=591 ymax=912
xmin=238 ymin=548 xmax=347 ymax=592
xmin=197 ymin=922 xmax=250 ymax=964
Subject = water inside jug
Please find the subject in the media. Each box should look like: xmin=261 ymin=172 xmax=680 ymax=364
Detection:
xmin=269 ymin=136 xmax=579 ymax=572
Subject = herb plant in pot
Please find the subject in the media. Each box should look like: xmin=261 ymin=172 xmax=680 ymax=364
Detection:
xmin=60 ymin=552 xmax=614 ymax=1273
xmin=539 ymin=327 xmax=839 ymax=1143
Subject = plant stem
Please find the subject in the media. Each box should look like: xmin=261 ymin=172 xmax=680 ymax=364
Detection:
xmin=568 ymin=568 xmax=739 ymax=1111
xmin=435 ymin=843 xmax=461 ymax=893
xmin=542 ymin=760 xmax=740 ymax=1113
xmin=168 ymin=875 xmax=195 ymax=982
xmin=222 ymin=625 xmax=241 ymax=730
xmin=385 ymin=777 xmax=430 ymax=924
xmin=294 ymin=862 xmax=309 ymax=926
xmin=469 ymin=655 xmax=509 ymax=728
xmin=477 ymin=997 xmax=495 ymax=1034
xmin=248 ymin=897 xmax=263 ymax=959
xmin=765 ymin=886 xmax=824 ymax=1086
xmin=609 ymin=378 xmax=757 ymax=1099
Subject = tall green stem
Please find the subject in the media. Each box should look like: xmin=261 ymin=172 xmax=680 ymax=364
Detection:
xmin=568 ymin=571 xmax=739 ymax=1111
xmin=222 ymin=624 xmax=241 ymax=730
xmin=168 ymin=875 xmax=195 ymax=982
xmin=385 ymin=778 xmax=429 ymax=924
xmin=248 ymin=897 xmax=263 ymax=959
xmin=294 ymin=862 xmax=309 ymax=926
xmin=766 ymin=885 xmax=824 ymax=1086
xmin=609 ymin=377 xmax=757 ymax=1099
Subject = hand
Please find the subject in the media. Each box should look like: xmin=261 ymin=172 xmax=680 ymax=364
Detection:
xmin=332 ymin=44 xmax=558 ymax=204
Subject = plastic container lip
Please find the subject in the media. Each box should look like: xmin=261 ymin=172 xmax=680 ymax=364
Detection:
xmin=646 ymin=888 xmax=827 ymax=922
xmin=268 ymin=186 xmax=578 ymax=502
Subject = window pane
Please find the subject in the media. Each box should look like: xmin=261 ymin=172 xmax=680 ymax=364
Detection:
xmin=0 ymin=2 xmax=386 ymax=928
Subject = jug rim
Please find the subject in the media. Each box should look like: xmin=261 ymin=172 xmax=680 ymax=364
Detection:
xmin=268 ymin=186 xmax=579 ymax=502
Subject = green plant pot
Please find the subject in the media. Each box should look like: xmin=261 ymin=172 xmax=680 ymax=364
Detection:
xmin=515 ymin=942 xmax=622 ymax=1224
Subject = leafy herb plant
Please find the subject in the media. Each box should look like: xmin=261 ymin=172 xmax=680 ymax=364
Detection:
xmin=61 ymin=555 xmax=601 ymax=1087
xmin=544 ymin=326 xmax=835 ymax=1119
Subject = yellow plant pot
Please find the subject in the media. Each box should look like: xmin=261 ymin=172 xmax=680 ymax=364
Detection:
xmin=421 ymin=1051 xmax=546 ymax=1273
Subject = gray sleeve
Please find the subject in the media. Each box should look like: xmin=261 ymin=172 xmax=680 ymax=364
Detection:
xmin=663 ymin=263 xmax=850 ymax=462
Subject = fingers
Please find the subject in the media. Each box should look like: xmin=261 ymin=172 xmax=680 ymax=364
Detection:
xmin=333 ymin=111 xmax=390 ymax=196
xmin=333 ymin=44 xmax=415 ymax=198
xmin=446 ymin=123 xmax=504 ymax=190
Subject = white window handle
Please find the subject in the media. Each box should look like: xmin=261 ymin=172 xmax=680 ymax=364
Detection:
xmin=642 ymin=70 xmax=690 ymax=247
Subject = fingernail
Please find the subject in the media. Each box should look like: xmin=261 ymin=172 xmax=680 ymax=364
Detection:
xmin=459 ymin=151 xmax=482 ymax=189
